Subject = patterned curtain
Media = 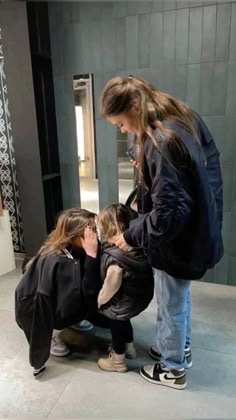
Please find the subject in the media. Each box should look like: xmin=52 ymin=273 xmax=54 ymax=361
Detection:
xmin=0 ymin=27 xmax=24 ymax=252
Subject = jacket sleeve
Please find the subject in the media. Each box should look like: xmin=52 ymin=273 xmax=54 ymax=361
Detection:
xmin=22 ymin=255 xmax=56 ymax=370
xmin=83 ymin=255 xmax=101 ymax=296
xmin=29 ymin=293 xmax=54 ymax=370
xmin=124 ymin=139 xmax=194 ymax=250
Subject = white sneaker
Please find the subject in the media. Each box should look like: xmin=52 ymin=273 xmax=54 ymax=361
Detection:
xmin=33 ymin=365 xmax=46 ymax=379
xmin=125 ymin=342 xmax=137 ymax=359
xmin=50 ymin=334 xmax=70 ymax=357
xmin=71 ymin=320 xmax=94 ymax=332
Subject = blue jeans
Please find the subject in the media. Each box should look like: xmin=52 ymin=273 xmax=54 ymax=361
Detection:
xmin=154 ymin=269 xmax=191 ymax=370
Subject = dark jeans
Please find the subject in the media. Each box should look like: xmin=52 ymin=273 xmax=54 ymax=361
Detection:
xmin=110 ymin=319 xmax=133 ymax=354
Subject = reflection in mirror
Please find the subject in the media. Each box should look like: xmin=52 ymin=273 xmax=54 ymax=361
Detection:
xmin=73 ymin=74 xmax=99 ymax=213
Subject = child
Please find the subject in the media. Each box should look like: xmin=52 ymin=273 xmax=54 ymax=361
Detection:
xmin=97 ymin=203 xmax=154 ymax=373
xmin=15 ymin=208 xmax=105 ymax=378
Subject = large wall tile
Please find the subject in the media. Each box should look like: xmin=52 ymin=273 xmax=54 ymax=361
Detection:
xmin=229 ymin=211 xmax=236 ymax=256
xmin=163 ymin=0 xmax=176 ymax=11
xmin=222 ymin=164 xmax=234 ymax=212
xmin=186 ymin=64 xmax=201 ymax=112
xmin=229 ymin=3 xmax=236 ymax=59
xmin=215 ymin=3 xmax=231 ymax=61
xmin=174 ymin=65 xmax=188 ymax=100
xmin=102 ymin=19 xmax=116 ymax=71
xmin=115 ymin=18 xmax=126 ymax=70
xmin=228 ymin=257 xmax=236 ymax=286
xmin=151 ymin=1 xmax=163 ymax=12
xmin=190 ymin=1 xmax=203 ymax=7
xmin=150 ymin=12 xmax=163 ymax=68
xmin=113 ymin=2 xmax=127 ymax=18
xmin=127 ymin=1 xmax=151 ymax=15
xmin=93 ymin=73 xmax=104 ymax=120
xmin=176 ymin=8 xmax=189 ymax=64
xmin=188 ymin=7 xmax=203 ymax=63
xmin=201 ymin=5 xmax=217 ymax=62
xmin=161 ymin=65 xmax=176 ymax=94
xmin=230 ymin=166 xmax=236 ymax=212
xmin=139 ymin=14 xmax=151 ymax=68
xmin=202 ymin=116 xmax=236 ymax=166
xmin=126 ymin=15 xmax=139 ymax=68
xmin=214 ymin=255 xmax=228 ymax=284
xmin=176 ymin=0 xmax=189 ymax=9
xmin=163 ymin=10 xmax=176 ymax=64
xmin=211 ymin=62 xmax=228 ymax=115
xmin=226 ymin=61 xmax=236 ymax=115
xmin=205 ymin=0 xmax=217 ymax=5
xmin=140 ymin=67 xmax=163 ymax=88
xmin=202 ymin=268 xmax=215 ymax=283
xmin=79 ymin=19 xmax=103 ymax=72
xmin=222 ymin=211 xmax=231 ymax=256
xmin=69 ymin=2 xmax=80 ymax=23
xmin=79 ymin=2 xmax=103 ymax=22
xmin=102 ymin=3 xmax=114 ymax=20
xmin=200 ymin=62 xmax=214 ymax=116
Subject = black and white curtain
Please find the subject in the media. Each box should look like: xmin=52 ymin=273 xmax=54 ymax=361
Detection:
xmin=0 ymin=27 xmax=24 ymax=252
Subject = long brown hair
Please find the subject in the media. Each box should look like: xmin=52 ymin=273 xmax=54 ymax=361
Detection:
xmin=38 ymin=208 xmax=96 ymax=256
xmin=98 ymin=203 xmax=131 ymax=242
xmin=100 ymin=75 xmax=199 ymax=168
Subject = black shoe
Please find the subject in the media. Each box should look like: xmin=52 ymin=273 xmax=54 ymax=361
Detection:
xmin=140 ymin=363 xmax=187 ymax=390
xmin=33 ymin=365 xmax=46 ymax=379
xmin=149 ymin=346 xmax=192 ymax=369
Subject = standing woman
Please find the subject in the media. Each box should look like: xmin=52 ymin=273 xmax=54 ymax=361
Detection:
xmin=100 ymin=76 xmax=223 ymax=389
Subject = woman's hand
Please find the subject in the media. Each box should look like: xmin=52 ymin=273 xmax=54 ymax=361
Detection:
xmin=130 ymin=159 xmax=139 ymax=169
xmin=115 ymin=234 xmax=132 ymax=251
xmin=81 ymin=226 xmax=98 ymax=258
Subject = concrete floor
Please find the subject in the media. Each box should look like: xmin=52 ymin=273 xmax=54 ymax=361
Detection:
xmin=0 ymin=267 xmax=236 ymax=419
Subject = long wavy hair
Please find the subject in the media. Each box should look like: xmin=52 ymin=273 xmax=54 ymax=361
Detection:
xmin=100 ymin=75 xmax=199 ymax=171
xmin=38 ymin=208 xmax=96 ymax=256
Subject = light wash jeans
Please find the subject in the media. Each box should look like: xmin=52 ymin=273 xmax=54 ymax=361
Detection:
xmin=154 ymin=269 xmax=191 ymax=370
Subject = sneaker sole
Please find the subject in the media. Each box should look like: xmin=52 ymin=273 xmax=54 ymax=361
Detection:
xmin=149 ymin=349 xmax=193 ymax=369
xmin=98 ymin=363 xmax=128 ymax=373
xmin=140 ymin=368 xmax=187 ymax=390
xmin=70 ymin=325 xmax=94 ymax=332
xmin=186 ymin=360 xmax=193 ymax=368
xmin=50 ymin=349 xmax=70 ymax=357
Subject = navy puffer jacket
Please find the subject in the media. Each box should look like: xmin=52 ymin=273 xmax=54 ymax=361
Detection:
xmin=124 ymin=115 xmax=224 ymax=280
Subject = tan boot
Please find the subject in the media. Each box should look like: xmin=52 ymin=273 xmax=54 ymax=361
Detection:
xmin=98 ymin=351 xmax=128 ymax=373
xmin=107 ymin=342 xmax=137 ymax=359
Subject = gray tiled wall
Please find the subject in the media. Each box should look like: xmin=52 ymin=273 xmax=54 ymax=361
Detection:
xmin=49 ymin=0 xmax=236 ymax=285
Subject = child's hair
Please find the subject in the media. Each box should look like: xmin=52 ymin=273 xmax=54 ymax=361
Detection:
xmin=98 ymin=203 xmax=131 ymax=241
xmin=39 ymin=208 xmax=96 ymax=256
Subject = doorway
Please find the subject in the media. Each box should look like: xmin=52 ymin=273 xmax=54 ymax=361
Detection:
xmin=73 ymin=74 xmax=96 ymax=179
xmin=73 ymin=74 xmax=98 ymax=212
